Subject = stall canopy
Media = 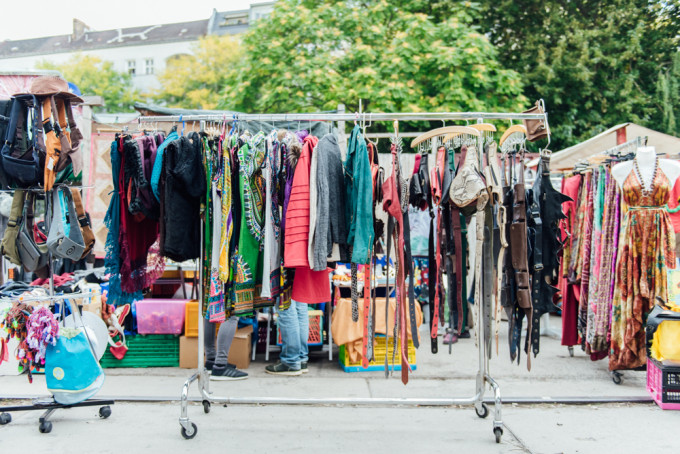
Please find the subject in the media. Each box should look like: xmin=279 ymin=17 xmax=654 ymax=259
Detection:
xmin=549 ymin=123 xmax=680 ymax=171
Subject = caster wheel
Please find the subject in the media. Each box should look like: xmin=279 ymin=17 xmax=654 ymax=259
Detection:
xmin=475 ymin=403 xmax=489 ymax=419
xmin=181 ymin=422 xmax=198 ymax=440
xmin=612 ymin=372 xmax=623 ymax=385
xmin=494 ymin=427 xmax=503 ymax=443
xmin=99 ymin=406 xmax=112 ymax=419
xmin=568 ymin=346 xmax=574 ymax=357
xmin=39 ymin=421 xmax=53 ymax=434
xmin=202 ymin=400 xmax=211 ymax=414
xmin=0 ymin=413 xmax=11 ymax=425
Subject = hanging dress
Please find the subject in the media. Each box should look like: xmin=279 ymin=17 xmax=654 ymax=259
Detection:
xmin=609 ymin=160 xmax=676 ymax=370
xmin=232 ymin=132 xmax=267 ymax=315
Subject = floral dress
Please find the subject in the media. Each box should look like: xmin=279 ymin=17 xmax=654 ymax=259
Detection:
xmin=610 ymin=161 xmax=676 ymax=370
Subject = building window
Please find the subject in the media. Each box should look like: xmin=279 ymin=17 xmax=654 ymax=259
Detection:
xmin=127 ymin=60 xmax=136 ymax=76
xmin=145 ymin=58 xmax=154 ymax=75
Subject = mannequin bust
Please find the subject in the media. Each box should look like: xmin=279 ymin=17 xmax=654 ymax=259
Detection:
xmin=611 ymin=146 xmax=680 ymax=191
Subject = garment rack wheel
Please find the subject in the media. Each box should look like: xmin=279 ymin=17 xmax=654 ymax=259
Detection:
xmin=202 ymin=400 xmax=211 ymax=414
xmin=568 ymin=346 xmax=574 ymax=357
xmin=0 ymin=412 xmax=11 ymax=425
xmin=99 ymin=406 xmax=112 ymax=419
xmin=494 ymin=426 xmax=503 ymax=443
xmin=611 ymin=370 xmax=624 ymax=385
xmin=475 ymin=403 xmax=489 ymax=419
xmin=181 ymin=422 xmax=198 ymax=439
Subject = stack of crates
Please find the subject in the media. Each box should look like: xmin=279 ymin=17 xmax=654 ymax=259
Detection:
xmin=338 ymin=335 xmax=417 ymax=372
xmin=647 ymin=358 xmax=680 ymax=410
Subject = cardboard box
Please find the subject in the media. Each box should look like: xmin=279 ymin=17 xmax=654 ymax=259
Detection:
xmin=179 ymin=335 xmax=199 ymax=369
xmin=230 ymin=325 xmax=253 ymax=370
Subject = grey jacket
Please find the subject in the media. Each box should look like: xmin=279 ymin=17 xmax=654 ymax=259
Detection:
xmin=312 ymin=133 xmax=348 ymax=270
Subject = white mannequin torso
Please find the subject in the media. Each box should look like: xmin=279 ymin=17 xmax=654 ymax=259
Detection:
xmin=611 ymin=147 xmax=680 ymax=191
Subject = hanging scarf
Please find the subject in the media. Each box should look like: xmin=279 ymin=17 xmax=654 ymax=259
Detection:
xmin=104 ymin=139 xmax=142 ymax=306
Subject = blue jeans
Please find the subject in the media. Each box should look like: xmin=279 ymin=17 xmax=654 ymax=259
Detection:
xmin=278 ymin=300 xmax=309 ymax=370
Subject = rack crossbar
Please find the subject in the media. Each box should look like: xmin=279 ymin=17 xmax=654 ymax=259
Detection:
xmin=139 ymin=112 xmax=547 ymax=123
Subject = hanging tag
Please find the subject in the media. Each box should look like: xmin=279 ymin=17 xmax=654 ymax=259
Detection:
xmin=47 ymin=157 xmax=55 ymax=171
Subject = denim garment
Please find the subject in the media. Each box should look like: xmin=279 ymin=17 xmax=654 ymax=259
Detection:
xmin=277 ymin=299 xmax=309 ymax=369
xmin=343 ymin=125 xmax=374 ymax=264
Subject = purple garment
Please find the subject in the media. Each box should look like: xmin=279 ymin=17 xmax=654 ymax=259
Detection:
xmin=281 ymin=154 xmax=294 ymax=234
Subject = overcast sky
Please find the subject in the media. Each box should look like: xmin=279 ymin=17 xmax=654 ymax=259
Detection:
xmin=1 ymin=0 xmax=262 ymax=41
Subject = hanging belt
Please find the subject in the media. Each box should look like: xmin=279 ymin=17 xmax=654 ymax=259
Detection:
xmin=385 ymin=217 xmax=394 ymax=377
xmin=402 ymin=212 xmax=420 ymax=349
xmin=451 ymin=207 xmax=464 ymax=334
xmin=427 ymin=205 xmax=438 ymax=353
xmin=362 ymin=255 xmax=372 ymax=368
xmin=529 ymin=196 xmax=543 ymax=360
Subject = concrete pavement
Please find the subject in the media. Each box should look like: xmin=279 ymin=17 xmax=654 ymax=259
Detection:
xmin=1 ymin=315 xmax=677 ymax=453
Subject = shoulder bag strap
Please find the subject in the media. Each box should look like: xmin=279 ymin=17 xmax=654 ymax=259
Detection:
xmin=71 ymin=188 xmax=94 ymax=258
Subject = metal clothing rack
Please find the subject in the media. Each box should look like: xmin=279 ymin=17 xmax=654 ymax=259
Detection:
xmin=138 ymin=110 xmax=550 ymax=444
xmin=0 ymin=185 xmax=114 ymax=433
xmin=0 ymin=292 xmax=114 ymax=433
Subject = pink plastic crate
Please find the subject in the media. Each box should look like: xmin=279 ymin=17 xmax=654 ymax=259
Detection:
xmin=136 ymin=299 xmax=188 ymax=335
xmin=647 ymin=358 xmax=680 ymax=410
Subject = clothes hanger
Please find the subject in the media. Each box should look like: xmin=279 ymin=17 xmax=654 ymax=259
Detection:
xmin=411 ymin=126 xmax=480 ymax=148
xmin=443 ymin=123 xmax=496 ymax=143
xmin=499 ymin=124 xmax=527 ymax=148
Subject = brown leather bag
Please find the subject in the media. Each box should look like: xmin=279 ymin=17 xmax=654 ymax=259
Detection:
xmin=70 ymin=188 xmax=95 ymax=259
xmin=522 ymin=100 xmax=550 ymax=142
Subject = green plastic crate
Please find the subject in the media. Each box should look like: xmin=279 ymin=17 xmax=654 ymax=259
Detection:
xmin=100 ymin=334 xmax=179 ymax=368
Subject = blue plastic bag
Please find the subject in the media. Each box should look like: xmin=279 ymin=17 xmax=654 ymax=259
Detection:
xmin=45 ymin=327 xmax=105 ymax=405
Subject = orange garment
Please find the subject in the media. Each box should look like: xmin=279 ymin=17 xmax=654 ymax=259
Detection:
xmin=284 ymin=135 xmax=318 ymax=268
xmin=331 ymin=297 xmax=422 ymax=363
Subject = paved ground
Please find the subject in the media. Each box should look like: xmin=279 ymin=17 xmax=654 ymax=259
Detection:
xmin=1 ymin=315 xmax=677 ymax=453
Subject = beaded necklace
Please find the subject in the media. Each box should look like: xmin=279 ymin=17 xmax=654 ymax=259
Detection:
xmin=633 ymin=156 xmax=659 ymax=197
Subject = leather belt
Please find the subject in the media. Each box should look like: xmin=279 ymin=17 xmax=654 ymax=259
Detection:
xmin=451 ymin=207 xmax=464 ymax=334
xmin=362 ymin=255 xmax=372 ymax=368
xmin=402 ymin=211 xmax=420 ymax=349
xmin=428 ymin=205 xmax=438 ymax=354
xmin=385 ymin=216 xmax=394 ymax=376
xmin=529 ymin=195 xmax=543 ymax=359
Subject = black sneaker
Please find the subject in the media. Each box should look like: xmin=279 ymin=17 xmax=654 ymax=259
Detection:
xmin=301 ymin=362 xmax=308 ymax=374
xmin=205 ymin=358 xmax=215 ymax=371
xmin=210 ymin=364 xmax=248 ymax=381
xmin=265 ymin=362 xmax=302 ymax=376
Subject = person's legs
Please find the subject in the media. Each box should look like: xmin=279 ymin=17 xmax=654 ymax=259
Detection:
xmin=278 ymin=300 xmax=302 ymax=370
xmin=214 ymin=316 xmax=238 ymax=366
xmin=297 ymin=302 xmax=309 ymax=366
xmin=211 ymin=316 xmax=248 ymax=381
xmin=204 ymin=319 xmax=217 ymax=368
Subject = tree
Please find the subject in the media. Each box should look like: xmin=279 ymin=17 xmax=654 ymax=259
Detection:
xmin=222 ymin=0 xmax=526 ymax=119
xmin=38 ymin=54 xmax=137 ymax=112
xmin=154 ymin=35 xmax=242 ymax=110
xmin=657 ymin=51 xmax=680 ymax=137
xmin=479 ymin=0 xmax=680 ymax=148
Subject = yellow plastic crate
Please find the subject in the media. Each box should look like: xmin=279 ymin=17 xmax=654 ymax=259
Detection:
xmin=338 ymin=336 xmax=416 ymax=372
xmin=184 ymin=300 xmax=199 ymax=337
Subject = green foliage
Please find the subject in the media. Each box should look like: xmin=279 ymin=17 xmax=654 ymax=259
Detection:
xmin=479 ymin=0 xmax=680 ymax=148
xmin=154 ymin=35 xmax=242 ymax=110
xmin=37 ymin=54 xmax=137 ymax=112
xmin=657 ymin=51 xmax=680 ymax=137
xmin=222 ymin=0 xmax=526 ymax=117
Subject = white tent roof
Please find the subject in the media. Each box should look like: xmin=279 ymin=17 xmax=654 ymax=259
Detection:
xmin=548 ymin=123 xmax=680 ymax=170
